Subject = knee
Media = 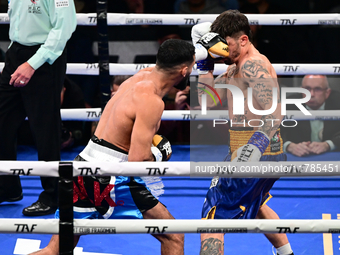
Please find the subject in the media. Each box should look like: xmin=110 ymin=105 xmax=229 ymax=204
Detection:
xmin=257 ymin=204 xmax=280 ymax=220
xmin=158 ymin=233 xmax=184 ymax=247
xmin=173 ymin=233 xmax=184 ymax=246
xmin=168 ymin=233 xmax=184 ymax=247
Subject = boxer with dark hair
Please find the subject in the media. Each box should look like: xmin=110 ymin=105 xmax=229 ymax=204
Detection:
xmin=29 ymin=39 xmax=195 ymax=255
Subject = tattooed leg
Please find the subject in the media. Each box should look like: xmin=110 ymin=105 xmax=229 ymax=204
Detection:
xmin=200 ymin=235 xmax=224 ymax=255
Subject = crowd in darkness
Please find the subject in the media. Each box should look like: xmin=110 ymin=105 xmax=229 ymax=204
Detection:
xmin=0 ymin=0 xmax=340 ymax=146
xmin=1 ymin=0 xmax=339 ymax=64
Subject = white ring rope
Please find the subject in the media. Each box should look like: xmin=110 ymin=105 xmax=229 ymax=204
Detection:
xmin=1 ymin=63 xmax=337 ymax=76
xmin=0 ymin=218 xmax=339 ymax=234
xmin=1 ymin=63 xmax=340 ymax=76
xmin=0 ymin=219 xmax=59 ymax=234
xmin=105 ymin=13 xmax=340 ymax=26
xmin=0 ymin=13 xmax=340 ymax=26
xmin=60 ymin=108 xmax=340 ymax=121
xmin=0 ymin=160 xmax=340 ymax=178
xmin=67 ymin=63 xmax=340 ymax=76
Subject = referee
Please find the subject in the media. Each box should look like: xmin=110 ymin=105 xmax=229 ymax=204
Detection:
xmin=0 ymin=0 xmax=76 ymax=216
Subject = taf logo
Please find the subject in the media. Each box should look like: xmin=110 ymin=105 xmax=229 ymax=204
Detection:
xmin=182 ymin=113 xmax=197 ymax=120
xmin=15 ymin=224 xmax=37 ymax=233
xmin=10 ymin=168 xmax=33 ymax=175
xmin=277 ymin=227 xmax=299 ymax=233
xmin=145 ymin=226 xmax=168 ymax=234
xmin=88 ymin=17 xmax=97 ymax=23
xmin=86 ymin=63 xmax=99 ymax=69
xmin=78 ymin=167 xmax=100 ymax=175
xmin=333 ymin=66 xmax=340 ymax=73
xmin=135 ymin=64 xmax=152 ymax=70
xmin=283 ymin=65 xmax=299 ymax=72
xmin=146 ymin=167 xmax=168 ymax=175
xmin=184 ymin=18 xmax=200 ymax=25
xmin=280 ymin=19 xmax=297 ymax=25
xmin=86 ymin=111 xmax=101 ymax=118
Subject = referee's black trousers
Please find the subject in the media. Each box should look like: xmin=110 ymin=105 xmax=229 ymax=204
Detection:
xmin=0 ymin=42 xmax=66 ymax=208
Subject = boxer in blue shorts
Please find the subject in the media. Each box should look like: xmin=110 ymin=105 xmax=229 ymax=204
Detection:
xmin=192 ymin=10 xmax=294 ymax=255
xmin=55 ymin=136 xmax=160 ymax=221
xmin=202 ymin=129 xmax=286 ymax=221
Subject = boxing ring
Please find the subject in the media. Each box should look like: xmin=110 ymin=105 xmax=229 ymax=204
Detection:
xmin=1 ymin=9 xmax=340 ymax=255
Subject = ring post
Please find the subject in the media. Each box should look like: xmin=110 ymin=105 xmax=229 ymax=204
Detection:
xmin=58 ymin=161 xmax=74 ymax=255
xmin=96 ymin=0 xmax=111 ymax=110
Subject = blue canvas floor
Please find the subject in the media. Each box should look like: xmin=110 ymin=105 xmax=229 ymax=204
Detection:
xmin=0 ymin=145 xmax=339 ymax=255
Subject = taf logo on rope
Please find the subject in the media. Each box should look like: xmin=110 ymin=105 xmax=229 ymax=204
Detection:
xmin=182 ymin=113 xmax=197 ymax=120
xmin=280 ymin=19 xmax=297 ymax=25
xmin=135 ymin=64 xmax=152 ymax=70
xmin=146 ymin=167 xmax=168 ymax=175
xmin=333 ymin=66 xmax=340 ymax=73
xmin=86 ymin=110 xmax=101 ymax=118
xmin=10 ymin=168 xmax=33 ymax=175
xmin=88 ymin=16 xmax=97 ymax=23
xmin=184 ymin=18 xmax=200 ymax=25
xmin=277 ymin=227 xmax=299 ymax=233
xmin=86 ymin=63 xmax=99 ymax=69
xmin=145 ymin=226 xmax=168 ymax=234
xmin=77 ymin=167 xmax=100 ymax=175
xmin=15 ymin=224 xmax=37 ymax=233
xmin=283 ymin=65 xmax=299 ymax=72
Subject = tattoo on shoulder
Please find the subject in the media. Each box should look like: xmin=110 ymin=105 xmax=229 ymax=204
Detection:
xmin=227 ymin=65 xmax=239 ymax=78
xmin=214 ymin=66 xmax=239 ymax=85
xmin=241 ymin=60 xmax=269 ymax=78
xmin=200 ymin=238 xmax=223 ymax=255
xmin=215 ymin=72 xmax=228 ymax=84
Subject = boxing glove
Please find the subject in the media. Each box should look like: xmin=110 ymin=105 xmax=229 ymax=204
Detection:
xmin=196 ymin=32 xmax=229 ymax=60
xmin=191 ymin=22 xmax=229 ymax=74
xmin=192 ymin=22 xmax=212 ymax=44
xmin=231 ymin=131 xmax=270 ymax=162
xmin=151 ymin=135 xmax=172 ymax=161
xmin=191 ymin=22 xmax=212 ymax=61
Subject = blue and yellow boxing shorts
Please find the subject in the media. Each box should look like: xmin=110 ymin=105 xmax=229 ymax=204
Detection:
xmin=202 ymin=128 xmax=286 ymax=220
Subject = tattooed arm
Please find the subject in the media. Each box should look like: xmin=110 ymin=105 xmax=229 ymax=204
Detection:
xmin=200 ymin=237 xmax=224 ymax=255
xmin=241 ymin=59 xmax=282 ymax=139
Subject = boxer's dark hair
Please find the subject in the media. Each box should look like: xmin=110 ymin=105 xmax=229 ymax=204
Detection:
xmin=156 ymin=39 xmax=195 ymax=71
xmin=211 ymin=10 xmax=252 ymax=42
